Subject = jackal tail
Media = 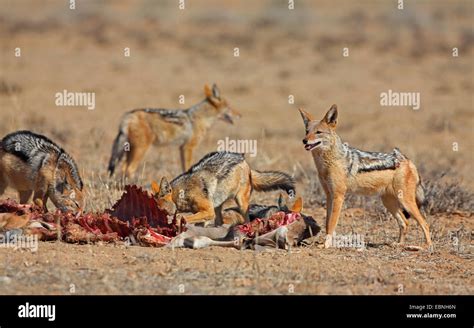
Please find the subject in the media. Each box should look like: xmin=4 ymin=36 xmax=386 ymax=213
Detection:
xmin=250 ymin=170 xmax=295 ymax=195
xmin=108 ymin=122 xmax=129 ymax=176
xmin=416 ymin=175 xmax=426 ymax=208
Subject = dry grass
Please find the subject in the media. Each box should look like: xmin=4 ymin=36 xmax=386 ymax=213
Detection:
xmin=422 ymin=168 xmax=474 ymax=215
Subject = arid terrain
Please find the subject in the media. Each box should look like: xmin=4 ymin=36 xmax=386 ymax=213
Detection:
xmin=0 ymin=0 xmax=472 ymax=294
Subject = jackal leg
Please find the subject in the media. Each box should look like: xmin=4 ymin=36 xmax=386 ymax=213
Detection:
xmin=398 ymin=194 xmax=432 ymax=247
xmin=180 ymin=141 xmax=197 ymax=172
xmin=381 ymin=194 xmax=409 ymax=244
xmin=324 ymin=191 xmax=345 ymax=248
xmin=394 ymin=166 xmax=432 ymax=247
xmin=321 ymin=182 xmax=331 ymax=229
xmin=179 ymin=145 xmax=186 ymax=172
xmin=182 ymin=197 xmax=215 ymax=224
xmin=235 ymin=183 xmax=251 ymax=223
xmin=33 ymin=190 xmax=48 ymax=212
xmin=214 ymin=204 xmax=224 ymax=226
xmin=125 ymin=141 xmax=151 ymax=178
xmin=321 ymin=182 xmax=333 ymax=248
xmin=18 ymin=190 xmax=33 ymax=204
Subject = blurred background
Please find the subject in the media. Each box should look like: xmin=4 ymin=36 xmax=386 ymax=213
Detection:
xmin=1 ymin=0 xmax=473 ymax=212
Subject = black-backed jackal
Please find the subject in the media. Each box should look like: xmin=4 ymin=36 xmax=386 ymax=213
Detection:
xmin=299 ymin=105 xmax=432 ymax=248
xmin=0 ymin=130 xmax=84 ymax=212
xmin=108 ymin=84 xmax=240 ymax=178
xmin=153 ymin=151 xmax=295 ymax=226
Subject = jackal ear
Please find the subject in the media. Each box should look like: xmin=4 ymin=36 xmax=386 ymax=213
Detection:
xmin=159 ymin=177 xmax=171 ymax=197
xmin=291 ymin=197 xmax=303 ymax=213
xmin=151 ymin=180 xmax=160 ymax=195
xmin=212 ymin=84 xmax=221 ymax=99
xmin=324 ymin=104 xmax=338 ymax=127
xmin=298 ymin=108 xmax=313 ymax=126
xmin=204 ymin=84 xmax=213 ymax=98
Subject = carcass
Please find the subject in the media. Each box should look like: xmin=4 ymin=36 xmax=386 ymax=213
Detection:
xmin=168 ymin=212 xmax=320 ymax=250
xmin=0 ymin=185 xmax=320 ymax=250
xmin=0 ymin=186 xmax=178 ymax=247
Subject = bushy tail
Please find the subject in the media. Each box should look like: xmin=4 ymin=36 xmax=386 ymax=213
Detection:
xmin=416 ymin=175 xmax=426 ymax=208
xmin=108 ymin=122 xmax=129 ymax=176
xmin=250 ymin=170 xmax=295 ymax=195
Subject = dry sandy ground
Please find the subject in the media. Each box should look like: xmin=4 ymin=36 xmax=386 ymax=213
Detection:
xmin=0 ymin=1 xmax=472 ymax=294
xmin=0 ymin=209 xmax=472 ymax=295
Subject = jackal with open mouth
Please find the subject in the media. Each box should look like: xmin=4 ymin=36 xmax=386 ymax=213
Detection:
xmin=299 ymin=105 xmax=432 ymax=248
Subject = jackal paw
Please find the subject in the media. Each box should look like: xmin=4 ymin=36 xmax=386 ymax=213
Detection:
xmin=324 ymin=234 xmax=333 ymax=249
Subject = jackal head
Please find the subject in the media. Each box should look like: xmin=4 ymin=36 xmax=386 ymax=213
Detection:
xmin=50 ymin=155 xmax=85 ymax=212
xmin=299 ymin=104 xmax=339 ymax=152
xmin=204 ymin=83 xmax=241 ymax=124
xmin=277 ymin=193 xmax=304 ymax=213
xmin=151 ymin=178 xmax=177 ymax=218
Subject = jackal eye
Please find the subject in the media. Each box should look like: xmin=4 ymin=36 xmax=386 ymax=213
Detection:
xmin=55 ymin=182 xmax=65 ymax=193
xmin=316 ymin=131 xmax=322 ymax=134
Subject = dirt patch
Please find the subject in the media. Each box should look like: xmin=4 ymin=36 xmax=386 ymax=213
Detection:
xmin=0 ymin=211 xmax=471 ymax=295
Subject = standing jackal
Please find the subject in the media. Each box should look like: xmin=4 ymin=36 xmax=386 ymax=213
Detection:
xmin=298 ymin=105 xmax=432 ymax=248
xmin=0 ymin=130 xmax=84 ymax=212
xmin=153 ymin=151 xmax=295 ymax=226
xmin=108 ymin=84 xmax=240 ymax=178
